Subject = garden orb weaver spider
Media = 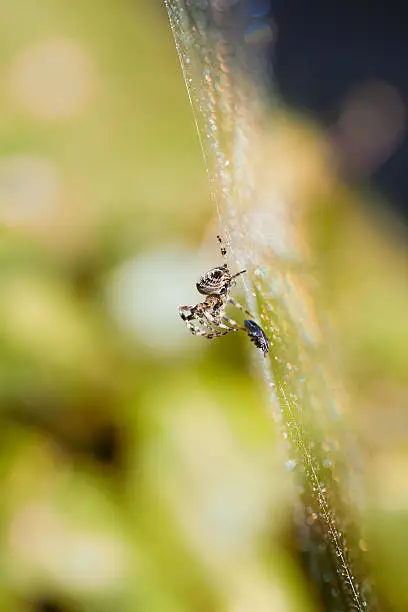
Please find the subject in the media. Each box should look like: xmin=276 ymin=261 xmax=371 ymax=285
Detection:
xmin=178 ymin=235 xmax=256 ymax=341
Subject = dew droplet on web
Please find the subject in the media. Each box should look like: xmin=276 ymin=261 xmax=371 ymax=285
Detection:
xmin=359 ymin=539 xmax=368 ymax=552
xmin=285 ymin=458 xmax=297 ymax=471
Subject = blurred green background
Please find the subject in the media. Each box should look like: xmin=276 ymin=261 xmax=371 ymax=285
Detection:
xmin=0 ymin=1 xmax=407 ymax=611
xmin=0 ymin=2 xmax=297 ymax=611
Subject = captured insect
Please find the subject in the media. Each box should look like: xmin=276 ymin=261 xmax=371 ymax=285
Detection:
xmin=178 ymin=236 xmax=270 ymax=357
xmin=244 ymin=319 xmax=270 ymax=357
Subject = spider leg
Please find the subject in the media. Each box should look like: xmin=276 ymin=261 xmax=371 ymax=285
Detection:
xmin=221 ymin=314 xmax=246 ymax=331
xmin=178 ymin=305 xmax=194 ymax=320
xmin=227 ymin=297 xmax=254 ymax=318
xmin=217 ymin=234 xmax=228 ymax=260
xmin=192 ymin=306 xmax=242 ymax=339
xmin=183 ymin=318 xmax=203 ymax=336
xmin=179 ymin=297 xmax=244 ymax=342
xmin=204 ymin=327 xmax=236 ymax=339
xmin=230 ymin=269 xmax=247 ymax=281
xmin=202 ymin=307 xmax=241 ymax=333
xmin=203 ymin=301 xmax=244 ymax=331
xmin=179 ymin=305 xmax=211 ymax=327
xmin=179 ymin=305 xmax=205 ymax=336
xmin=187 ymin=315 xmax=235 ymax=340
xmin=185 ymin=317 xmax=216 ymax=337
xmin=217 ymin=235 xmax=247 ymax=281
xmin=179 ymin=304 xmax=229 ymax=339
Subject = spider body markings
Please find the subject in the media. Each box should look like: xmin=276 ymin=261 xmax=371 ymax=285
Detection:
xmin=244 ymin=319 xmax=270 ymax=357
xmin=179 ymin=235 xmax=251 ymax=340
xmin=196 ymin=262 xmax=246 ymax=296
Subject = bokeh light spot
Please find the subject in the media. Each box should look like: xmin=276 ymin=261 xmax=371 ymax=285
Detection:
xmin=330 ymin=80 xmax=407 ymax=176
xmin=9 ymin=38 xmax=97 ymax=120
xmin=0 ymin=155 xmax=61 ymax=224
xmin=106 ymin=247 xmax=211 ymax=356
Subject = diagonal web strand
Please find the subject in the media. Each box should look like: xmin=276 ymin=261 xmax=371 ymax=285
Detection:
xmin=164 ymin=1 xmax=378 ymax=609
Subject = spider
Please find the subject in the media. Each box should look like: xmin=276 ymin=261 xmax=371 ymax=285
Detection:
xmin=178 ymin=235 xmax=253 ymax=340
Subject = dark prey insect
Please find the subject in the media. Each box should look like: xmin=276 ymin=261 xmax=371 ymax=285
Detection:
xmin=178 ymin=235 xmax=252 ymax=340
xmin=244 ymin=319 xmax=270 ymax=357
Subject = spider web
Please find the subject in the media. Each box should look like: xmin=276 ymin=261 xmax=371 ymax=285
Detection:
xmin=164 ymin=1 xmax=377 ymax=609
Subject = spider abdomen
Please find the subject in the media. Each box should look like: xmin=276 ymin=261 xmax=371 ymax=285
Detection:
xmin=196 ymin=265 xmax=231 ymax=295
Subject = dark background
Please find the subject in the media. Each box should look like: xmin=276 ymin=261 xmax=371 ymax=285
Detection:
xmin=268 ymin=0 xmax=408 ymax=222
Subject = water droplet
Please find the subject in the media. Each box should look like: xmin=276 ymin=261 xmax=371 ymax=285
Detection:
xmin=254 ymin=266 xmax=268 ymax=278
xmin=359 ymin=539 xmax=368 ymax=552
xmin=285 ymin=459 xmax=297 ymax=471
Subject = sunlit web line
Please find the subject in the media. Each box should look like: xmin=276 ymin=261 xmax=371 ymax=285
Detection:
xmin=163 ymin=0 xmax=237 ymax=233
xmin=260 ymin=357 xmax=366 ymax=611
xmin=166 ymin=3 xmax=368 ymax=608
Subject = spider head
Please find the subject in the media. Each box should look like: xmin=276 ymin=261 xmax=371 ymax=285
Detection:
xmin=196 ymin=265 xmax=231 ymax=295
